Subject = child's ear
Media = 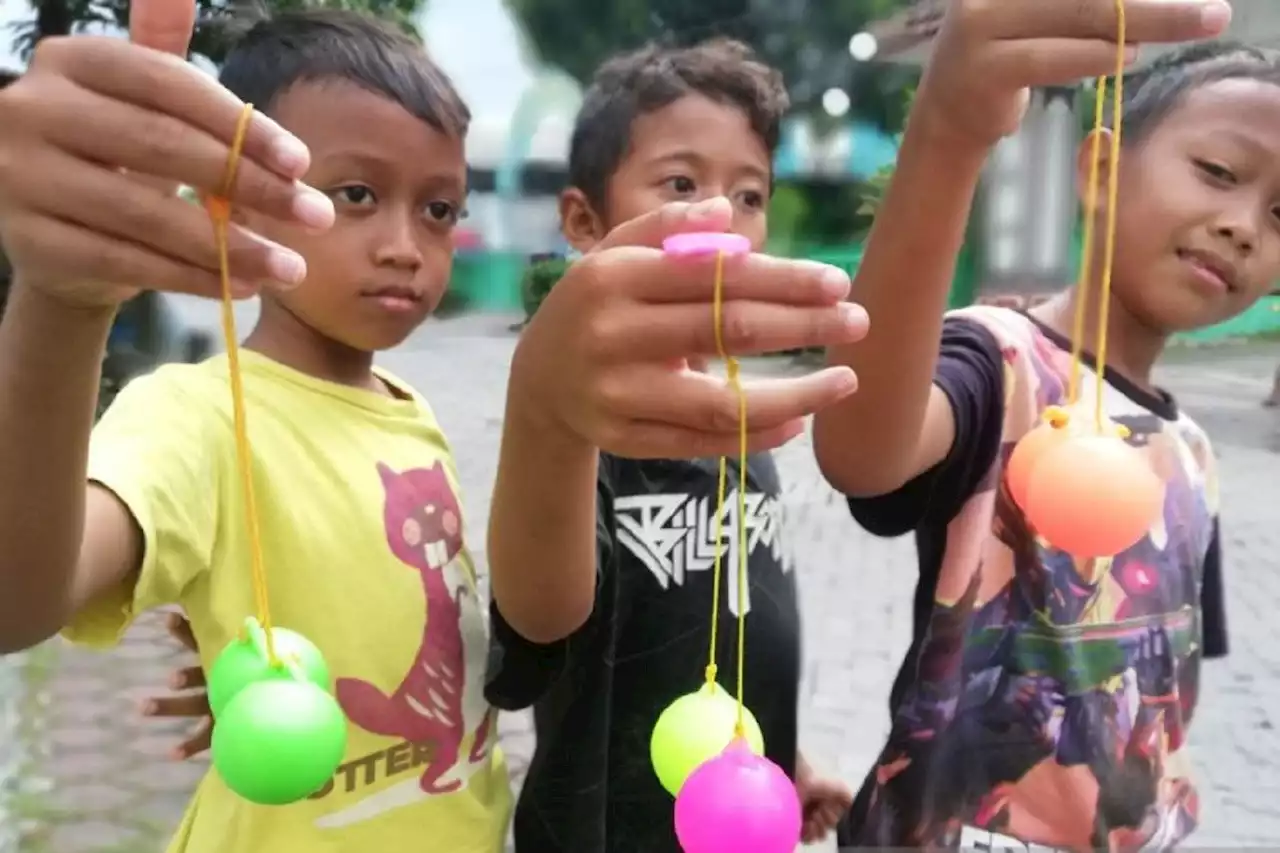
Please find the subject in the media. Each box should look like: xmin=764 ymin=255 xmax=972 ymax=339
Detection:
xmin=559 ymin=187 xmax=606 ymax=254
xmin=1076 ymin=127 xmax=1118 ymax=216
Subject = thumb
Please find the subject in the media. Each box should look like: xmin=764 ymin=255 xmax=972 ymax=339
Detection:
xmin=590 ymin=196 xmax=734 ymax=254
xmin=130 ymin=0 xmax=197 ymax=57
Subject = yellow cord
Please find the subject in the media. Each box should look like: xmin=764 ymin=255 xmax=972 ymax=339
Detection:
xmin=1068 ymin=77 xmax=1107 ymax=405
xmin=208 ymin=104 xmax=278 ymax=666
xmin=1066 ymin=0 xmax=1127 ymax=435
xmin=702 ymin=248 xmax=751 ymax=737
xmin=1094 ymin=1 xmax=1127 ymax=433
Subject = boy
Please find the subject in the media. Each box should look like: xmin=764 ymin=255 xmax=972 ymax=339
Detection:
xmin=0 ymin=4 xmax=861 ymax=852
xmin=813 ymin=1 xmax=1262 ymax=849
xmin=483 ymin=39 xmax=860 ymax=852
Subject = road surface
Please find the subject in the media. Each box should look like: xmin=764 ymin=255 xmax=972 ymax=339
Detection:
xmin=6 ymin=307 xmax=1279 ymax=851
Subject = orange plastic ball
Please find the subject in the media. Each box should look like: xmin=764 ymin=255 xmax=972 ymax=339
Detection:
xmin=1006 ymin=420 xmax=1072 ymax=509
xmin=1023 ymin=435 xmax=1164 ymax=558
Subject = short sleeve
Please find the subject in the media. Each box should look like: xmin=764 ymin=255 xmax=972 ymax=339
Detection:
xmin=1200 ymin=518 xmax=1227 ymax=659
xmin=485 ymin=453 xmax=617 ymax=711
xmin=846 ymin=317 xmax=1006 ymax=537
xmin=62 ymin=366 xmax=223 ymax=648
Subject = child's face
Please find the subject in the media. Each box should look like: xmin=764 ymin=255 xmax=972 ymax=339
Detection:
xmin=1104 ymin=78 xmax=1280 ymax=332
xmin=561 ymin=94 xmax=771 ymax=251
xmin=244 ymin=80 xmax=466 ymax=352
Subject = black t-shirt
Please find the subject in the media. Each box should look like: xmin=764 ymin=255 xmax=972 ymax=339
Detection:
xmin=837 ymin=310 xmax=1228 ymax=849
xmin=486 ymin=452 xmax=801 ymax=853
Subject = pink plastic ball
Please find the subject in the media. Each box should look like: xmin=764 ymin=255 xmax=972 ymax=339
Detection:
xmin=673 ymin=739 xmax=801 ymax=853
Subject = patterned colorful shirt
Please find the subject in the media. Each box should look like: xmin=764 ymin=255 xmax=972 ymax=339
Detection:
xmin=839 ymin=306 xmax=1227 ymax=851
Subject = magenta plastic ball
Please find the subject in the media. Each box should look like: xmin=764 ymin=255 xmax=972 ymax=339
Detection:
xmin=674 ymin=741 xmax=801 ymax=853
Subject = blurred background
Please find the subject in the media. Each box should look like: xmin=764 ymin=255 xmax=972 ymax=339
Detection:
xmin=1 ymin=1 xmax=1280 ymax=851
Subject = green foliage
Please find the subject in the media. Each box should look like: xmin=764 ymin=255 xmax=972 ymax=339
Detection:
xmin=505 ymin=0 xmax=916 ymax=125
xmin=520 ymin=255 xmax=571 ymax=323
xmin=10 ymin=0 xmax=423 ymax=64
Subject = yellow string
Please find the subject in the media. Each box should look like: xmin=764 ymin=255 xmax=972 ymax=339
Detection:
xmin=1068 ymin=77 xmax=1107 ymax=405
xmin=702 ymin=248 xmax=751 ymax=737
xmin=1094 ymin=1 xmax=1127 ymax=433
xmin=1065 ymin=0 xmax=1127 ymax=435
xmin=208 ymin=104 xmax=278 ymax=666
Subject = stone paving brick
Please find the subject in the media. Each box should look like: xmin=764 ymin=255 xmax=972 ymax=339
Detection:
xmin=4 ymin=313 xmax=1278 ymax=851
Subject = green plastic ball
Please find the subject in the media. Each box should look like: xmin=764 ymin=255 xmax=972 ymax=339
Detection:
xmin=212 ymin=678 xmax=348 ymax=806
xmin=207 ymin=618 xmax=331 ymax=719
xmin=650 ymin=682 xmax=765 ymax=797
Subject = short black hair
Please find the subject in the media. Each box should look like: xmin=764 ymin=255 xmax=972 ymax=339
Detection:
xmin=1114 ymin=41 xmax=1280 ymax=142
xmin=218 ymin=9 xmax=469 ymax=138
xmin=0 ymin=70 xmax=18 ymax=89
xmin=568 ymin=38 xmax=789 ymax=210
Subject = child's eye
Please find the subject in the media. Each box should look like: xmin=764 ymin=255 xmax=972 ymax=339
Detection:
xmin=737 ymin=189 xmax=766 ymax=209
xmin=333 ymin=185 xmax=376 ymax=206
xmin=425 ymin=200 xmax=460 ymax=224
xmin=1194 ymin=159 xmax=1236 ymax=184
xmin=665 ymin=175 xmax=697 ymax=195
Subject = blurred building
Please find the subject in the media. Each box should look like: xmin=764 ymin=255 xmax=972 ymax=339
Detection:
xmin=865 ymin=0 xmax=1280 ymax=297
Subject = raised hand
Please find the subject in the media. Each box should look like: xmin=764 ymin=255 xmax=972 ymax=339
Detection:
xmin=918 ymin=0 xmax=1233 ymax=148
xmin=509 ymin=197 xmax=870 ymax=459
xmin=0 ymin=0 xmax=334 ymax=308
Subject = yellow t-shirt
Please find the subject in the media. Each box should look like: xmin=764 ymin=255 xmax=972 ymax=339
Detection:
xmin=65 ymin=352 xmax=511 ymax=852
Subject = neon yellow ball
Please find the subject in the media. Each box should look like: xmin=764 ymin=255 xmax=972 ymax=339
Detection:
xmin=650 ymin=682 xmax=765 ymax=797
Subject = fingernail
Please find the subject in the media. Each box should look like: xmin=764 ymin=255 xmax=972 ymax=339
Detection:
xmin=141 ymin=701 xmax=157 ymax=715
xmin=171 ymin=674 xmax=185 ymax=689
xmin=171 ymin=748 xmax=186 ymax=761
xmin=1124 ymin=45 xmax=1140 ymax=65
xmin=821 ymin=266 xmax=851 ymax=296
xmin=838 ymin=302 xmax=868 ymax=328
xmin=689 ymin=196 xmax=730 ymax=224
xmin=1201 ymin=1 xmax=1231 ymax=33
xmin=269 ymin=135 xmax=310 ymax=176
xmin=267 ymin=248 xmax=307 ymax=286
xmin=292 ymin=185 xmax=334 ymax=230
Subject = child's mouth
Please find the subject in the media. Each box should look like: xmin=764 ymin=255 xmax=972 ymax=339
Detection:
xmin=1175 ymin=248 xmax=1235 ymax=294
xmin=363 ymin=286 xmax=424 ymax=312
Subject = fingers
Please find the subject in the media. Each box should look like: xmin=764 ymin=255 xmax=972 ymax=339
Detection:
xmin=590 ymin=301 xmax=869 ymax=361
xmin=1 ymin=147 xmax=305 ymax=293
xmin=172 ymin=717 xmax=213 ymax=760
xmin=166 ymin=612 xmax=199 ymax=653
xmin=981 ymin=0 xmax=1232 ymax=43
xmin=982 ymin=38 xmax=1140 ymax=85
xmin=28 ymin=37 xmax=315 ymax=190
xmin=24 ymin=84 xmax=328 ymax=228
xmin=1 ymin=211 xmax=253 ymax=299
xmin=590 ymin=196 xmax=735 ymax=253
xmin=583 ymin=247 xmax=853 ymax=307
xmin=143 ymin=691 xmax=210 ymax=718
xmin=603 ymin=368 xmax=858 ymax=437
xmin=598 ymin=418 xmax=808 ymax=460
xmin=129 ymin=0 xmax=197 ymax=57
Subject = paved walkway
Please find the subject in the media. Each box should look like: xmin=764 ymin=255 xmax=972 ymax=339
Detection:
xmin=5 ymin=312 xmax=1279 ymax=851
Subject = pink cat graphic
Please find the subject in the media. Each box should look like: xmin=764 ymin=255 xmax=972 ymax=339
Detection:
xmin=335 ymin=462 xmax=495 ymax=795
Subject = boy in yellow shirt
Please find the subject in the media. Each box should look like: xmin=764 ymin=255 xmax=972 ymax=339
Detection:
xmin=0 ymin=1 xmax=864 ymax=850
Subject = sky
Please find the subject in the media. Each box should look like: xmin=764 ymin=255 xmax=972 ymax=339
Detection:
xmin=0 ymin=0 xmax=536 ymax=119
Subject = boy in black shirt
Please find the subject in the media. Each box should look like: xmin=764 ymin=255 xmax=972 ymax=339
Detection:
xmin=485 ymin=39 xmax=854 ymax=852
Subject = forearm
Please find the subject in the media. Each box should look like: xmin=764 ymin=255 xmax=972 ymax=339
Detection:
xmin=815 ymin=111 xmax=990 ymax=496
xmin=487 ymin=397 xmax=600 ymax=645
xmin=0 ymin=280 xmax=114 ymax=648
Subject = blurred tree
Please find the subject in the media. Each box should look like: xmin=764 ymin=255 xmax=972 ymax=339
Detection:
xmin=9 ymin=0 xmax=423 ymax=64
xmin=506 ymin=0 xmax=916 ymax=131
